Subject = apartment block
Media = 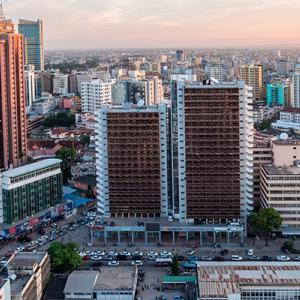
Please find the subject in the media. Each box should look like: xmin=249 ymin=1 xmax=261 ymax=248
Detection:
xmin=96 ymin=104 xmax=168 ymax=218
xmin=241 ymin=64 xmax=263 ymax=101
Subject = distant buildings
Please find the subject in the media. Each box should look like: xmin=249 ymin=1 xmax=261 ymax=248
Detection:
xmin=205 ymin=63 xmax=226 ymax=82
xmin=0 ymin=16 xmax=27 ymax=169
xmin=1 ymin=159 xmax=63 ymax=224
xmin=81 ymin=79 xmax=112 ymax=113
xmin=292 ymin=73 xmax=300 ymax=108
xmin=266 ymin=83 xmax=284 ymax=106
xmin=96 ymin=104 xmax=168 ymax=218
xmin=175 ymin=81 xmax=254 ymax=226
xmin=25 ymin=64 xmax=36 ymax=111
xmin=52 ymin=74 xmax=69 ymax=95
xmin=18 ymin=19 xmax=44 ymax=71
xmin=197 ymin=261 xmax=300 ymax=300
xmin=176 ymin=49 xmax=186 ymax=62
xmin=241 ymin=64 xmax=263 ymax=101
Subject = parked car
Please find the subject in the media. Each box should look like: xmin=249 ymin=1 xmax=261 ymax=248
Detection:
xmin=108 ymin=261 xmax=119 ymax=266
xmin=231 ymin=255 xmax=243 ymax=261
xmin=131 ymin=260 xmax=144 ymax=266
xmin=276 ymin=255 xmax=290 ymax=261
xmin=201 ymin=256 xmax=212 ymax=261
xmin=247 ymin=249 xmax=254 ymax=256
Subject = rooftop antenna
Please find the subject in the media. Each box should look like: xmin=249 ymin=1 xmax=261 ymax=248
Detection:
xmin=0 ymin=4 xmax=5 ymax=21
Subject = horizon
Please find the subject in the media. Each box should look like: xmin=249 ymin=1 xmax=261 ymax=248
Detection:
xmin=3 ymin=0 xmax=300 ymax=49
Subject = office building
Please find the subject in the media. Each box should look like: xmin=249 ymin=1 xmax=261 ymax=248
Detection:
xmin=0 ymin=16 xmax=27 ymax=170
xmin=276 ymin=59 xmax=290 ymax=75
xmin=7 ymin=252 xmax=50 ymax=300
xmin=280 ymin=108 xmax=300 ymax=124
xmin=18 ymin=19 xmax=44 ymax=71
xmin=197 ymin=261 xmax=300 ymax=300
xmin=1 ymin=159 xmax=63 ymax=224
xmin=175 ymin=49 xmax=186 ymax=62
xmin=241 ymin=64 xmax=263 ymax=101
xmin=81 ymin=79 xmax=112 ymax=113
xmin=205 ymin=63 xmax=226 ymax=82
xmin=96 ymin=104 xmax=168 ymax=218
xmin=25 ymin=65 xmax=36 ymax=111
xmin=64 ymin=267 xmax=138 ymax=300
xmin=266 ymin=83 xmax=284 ymax=106
xmin=260 ymin=164 xmax=300 ymax=226
xmin=292 ymin=73 xmax=300 ymax=108
xmin=252 ymin=133 xmax=272 ymax=209
xmin=272 ymin=140 xmax=300 ymax=167
xmin=52 ymin=74 xmax=69 ymax=95
xmin=176 ymin=81 xmax=254 ymax=226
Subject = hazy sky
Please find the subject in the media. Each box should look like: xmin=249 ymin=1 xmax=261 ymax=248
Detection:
xmin=4 ymin=0 xmax=300 ymax=49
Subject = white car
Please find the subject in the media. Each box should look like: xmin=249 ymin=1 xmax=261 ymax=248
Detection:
xmin=108 ymin=251 xmax=117 ymax=257
xmin=85 ymin=251 xmax=95 ymax=256
xmin=133 ymin=251 xmax=143 ymax=257
xmin=96 ymin=251 xmax=105 ymax=256
xmin=91 ymin=256 xmax=102 ymax=261
xmin=78 ymin=252 xmax=86 ymax=257
xmin=15 ymin=247 xmax=25 ymax=253
xmin=201 ymin=256 xmax=212 ymax=261
xmin=247 ymin=249 xmax=254 ymax=256
xmin=120 ymin=251 xmax=131 ymax=256
xmin=231 ymin=255 xmax=243 ymax=261
xmin=147 ymin=251 xmax=158 ymax=257
xmin=131 ymin=260 xmax=144 ymax=266
xmin=276 ymin=255 xmax=290 ymax=261
xmin=108 ymin=260 xmax=119 ymax=266
xmin=160 ymin=251 xmax=172 ymax=257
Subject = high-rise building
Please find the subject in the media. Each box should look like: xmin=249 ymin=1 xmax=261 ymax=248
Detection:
xmin=81 ymin=79 xmax=112 ymax=113
xmin=0 ymin=15 xmax=27 ymax=170
xmin=241 ymin=64 xmax=263 ymax=101
xmin=266 ymin=83 xmax=284 ymax=106
xmin=52 ymin=74 xmax=69 ymax=95
xmin=175 ymin=81 xmax=254 ymax=227
xmin=18 ymin=19 xmax=44 ymax=71
xmin=292 ymin=73 xmax=300 ymax=108
xmin=25 ymin=64 xmax=36 ymax=111
xmin=205 ymin=64 xmax=226 ymax=82
xmin=175 ymin=50 xmax=186 ymax=62
xmin=96 ymin=104 xmax=168 ymax=218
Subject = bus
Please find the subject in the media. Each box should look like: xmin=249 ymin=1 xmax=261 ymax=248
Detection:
xmin=155 ymin=257 xmax=172 ymax=266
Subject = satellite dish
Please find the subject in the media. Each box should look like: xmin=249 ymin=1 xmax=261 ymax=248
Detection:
xmin=279 ymin=132 xmax=288 ymax=140
xmin=137 ymin=99 xmax=145 ymax=107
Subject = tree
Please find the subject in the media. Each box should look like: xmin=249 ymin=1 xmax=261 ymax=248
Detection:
xmin=56 ymin=147 xmax=77 ymax=183
xmin=248 ymin=208 xmax=282 ymax=246
xmin=171 ymin=256 xmax=180 ymax=276
xmin=283 ymin=240 xmax=294 ymax=251
xmin=42 ymin=111 xmax=75 ymax=128
xmin=80 ymin=135 xmax=90 ymax=146
xmin=48 ymin=242 xmax=81 ymax=273
xmin=258 ymin=119 xmax=272 ymax=131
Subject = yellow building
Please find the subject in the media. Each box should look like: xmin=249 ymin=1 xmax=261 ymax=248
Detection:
xmin=241 ymin=64 xmax=263 ymax=101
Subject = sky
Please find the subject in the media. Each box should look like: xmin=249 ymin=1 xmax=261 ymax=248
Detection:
xmin=3 ymin=0 xmax=300 ymax=49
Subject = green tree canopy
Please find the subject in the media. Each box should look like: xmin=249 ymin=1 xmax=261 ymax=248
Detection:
xmin=48 ymin=242 xmax=81 ymax=273
xmin=248 ymin=208 xmax=282 ymax=246
xmin=56 ymin=147 xmax=77 ymax=183
xmin=283 ymin=240 xmax=294 ymax=251
xmin=43 ymin=111 xmax=75 ymax=128
xmin=171 ymin=256 xmax=180 ymax=276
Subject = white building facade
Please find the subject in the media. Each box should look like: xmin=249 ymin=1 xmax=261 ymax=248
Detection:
xmin=292 ymin=73 xmax=300 ymax=108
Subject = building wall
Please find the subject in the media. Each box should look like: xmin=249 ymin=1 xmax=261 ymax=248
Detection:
xmin=177 ymin=82 xmax=253 ymax=224
xmin=96 ymin=104 xmax=168 ymax=217
xmin=272 ymin=142 xmax=300 ymax=167
xmin=241 ymin=64 xmax=263 ymax=101
xmin=0 ymin=28 xmax=27 ymax=170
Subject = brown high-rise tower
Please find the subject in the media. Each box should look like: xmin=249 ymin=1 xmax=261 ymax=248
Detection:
xmin=0 ymin=11 xmax=27 ymax=170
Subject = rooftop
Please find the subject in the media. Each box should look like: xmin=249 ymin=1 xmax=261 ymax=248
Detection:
xmin=94 ymin=267 xmax=137 ymax=291
xmin=2 ymin=159 xmax=62 ymax=178
xmin=263 ymin=164 xmax=300 ymax=176
xmin=8 ymin=252 xmax=46 ymax=269
xmin=64 ymin=271 xmax=98 ymax=294
xmin=197 ymin=261 xmax=300 ymax=298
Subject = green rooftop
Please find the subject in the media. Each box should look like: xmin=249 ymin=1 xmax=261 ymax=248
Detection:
xmin=162 ymin=275 xmax=196 ymax=284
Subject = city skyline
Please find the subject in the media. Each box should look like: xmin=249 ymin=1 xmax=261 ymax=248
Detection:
xmin=3 ymin=0 xmax=300 ymax=49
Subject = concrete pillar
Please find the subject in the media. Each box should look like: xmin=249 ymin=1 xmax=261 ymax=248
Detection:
xmin=172 ymin=231 xmax=175 ymax=245
xmin=117 ymin=231 xmax=120 ymax=244
xmin=104 ymin=230 xmax=107 ymax=244
xmin=131 ymin=231 xmax=134 ymax=244
xmin=200 ymin=231 xmax=202 ymax=247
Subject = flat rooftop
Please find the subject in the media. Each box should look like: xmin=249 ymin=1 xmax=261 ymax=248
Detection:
xmin=64 ymin=271 xmax=98 ymax=294
xmin=8 ymin=252 xmax=46 ymax=269
xmin=94 ymin=267 xmax=137 ymax=291
xmin=197 ymin=261 xmax=300 ymax=298
xmin=263 ymin=164 xmax=300 ymax=176
xmin=2 ymin=159 xmax=62 ymax=178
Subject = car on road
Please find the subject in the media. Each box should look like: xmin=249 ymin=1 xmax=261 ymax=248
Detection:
xmin=108 ymin=251 xmax=117 ymax=257
xmin=120 ymin=251 xmax=131 ymax=257
xmin=201 ymin=256 xmax=212 ymax=261
xmin=276 ymin=255 xmax=290 ymax=261
xmin=249 ymin=255 xmax=260 ymax=260
xmin=133 ymin=251 xmax=143 ymax=257
xmin=51 ymin=223 xmax=57 ymax=228
xmin=231 ymin=255 xmax=243 ymax=261
xmin=160 ymin=251 xmax=172 ymax=258
xmin=91 ymin=256 xmax=102 ymax=261
xmin=131 ymin=260 xmax=144 ymax=266
xmin=147 ymin=251 xmax=158 ymax=257
xmin=294 ymin=256 xmax=300 ymax=261
xmin=247 ymin=249 xmax=254 ymax=256
xmin=108 ymin=261 xmax=119 ymax=266
xmin=15 ymin=247 xmax=25 ymax=253
xmin=95 ymin=251 xmax=105 ymax=256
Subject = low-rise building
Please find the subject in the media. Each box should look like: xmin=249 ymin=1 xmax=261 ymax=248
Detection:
xmin=64 ymin=267 xmax=138 ymax=300
xmin=7 ymin=252 xmax=50 ymax=300
xmin=260 ymin=164 xmax=300 ymax=226
xmin=197 ymin=261 xmax=300 ymax=300
xmin=1 ymin=159 xmax=63 ymax=224
xmin=272 ymin=140 xmax=300 ymax=166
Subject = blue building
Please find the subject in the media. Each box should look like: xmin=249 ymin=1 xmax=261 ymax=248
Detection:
xmin=266 ymin=83 xmax=284 ymax=106
xmin=18 ymin=19 xmax=44 ymax=71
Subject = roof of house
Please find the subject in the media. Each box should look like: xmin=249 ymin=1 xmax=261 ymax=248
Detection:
xmin=64 ymin=271 xmax=98 ymax=294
